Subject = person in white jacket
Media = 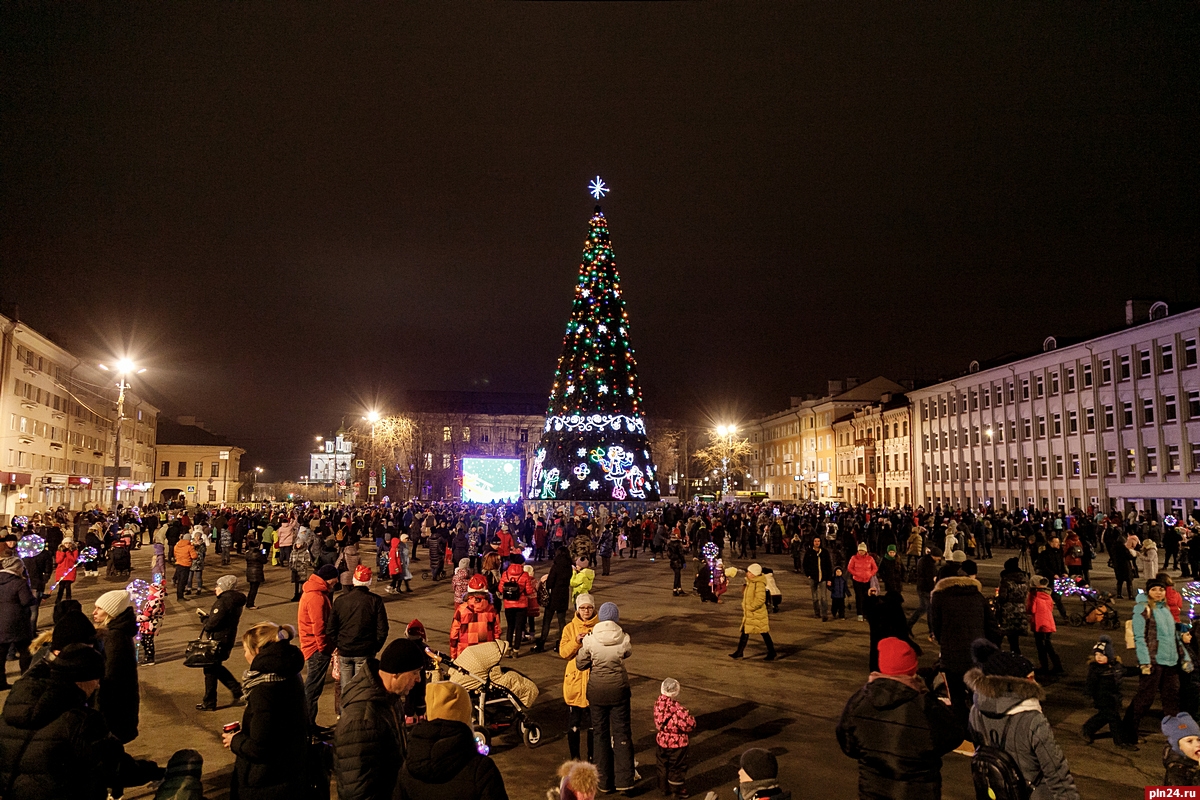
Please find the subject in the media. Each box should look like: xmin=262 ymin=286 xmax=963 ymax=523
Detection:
xmin=576 ymin=601 xmax=636 ymax=793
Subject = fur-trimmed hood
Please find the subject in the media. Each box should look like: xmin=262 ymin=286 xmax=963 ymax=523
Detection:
xmin=960 ymin=662 xmax=1046 ymax=705
xmin=931 ymin=576 xmax=981 ymax=594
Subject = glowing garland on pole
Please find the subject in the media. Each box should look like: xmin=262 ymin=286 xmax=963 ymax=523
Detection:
xmin=1181 ymin=582 xmax=1200 ymax=622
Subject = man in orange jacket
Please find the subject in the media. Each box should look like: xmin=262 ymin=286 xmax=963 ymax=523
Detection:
xmin=299 ymin=563 xmax=339 ymax=730
xmin=173 ymin=535 xmax=197 ymax=600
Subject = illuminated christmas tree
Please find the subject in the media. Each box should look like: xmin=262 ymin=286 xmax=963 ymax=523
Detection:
xmin=531 ymin=178 xmax=660 ymax=503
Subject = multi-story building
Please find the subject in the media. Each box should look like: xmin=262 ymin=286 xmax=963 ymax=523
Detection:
xmin=310 ymin=429 xmax=354 ymax=484
xmin=0 ymin=314 xmax=158 ymax=522
xmin=154 ymin=417 xmax=245 ymax=506
xmin=832 ymin=394 xmax=912 ymax=507
xmin=910 ymin=301 xmax=1200 ymax=520
xmin=748 ymin=377 xmax=905 ymax=501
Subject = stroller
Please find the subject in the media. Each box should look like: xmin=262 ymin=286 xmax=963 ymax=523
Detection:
xmin=1067 ymin=586 xmax=1121 ymax=629
xmin=107 ymin=543 xmax=132 ymax=580
xmin=429 ymin=641 xmax=542 ymax=750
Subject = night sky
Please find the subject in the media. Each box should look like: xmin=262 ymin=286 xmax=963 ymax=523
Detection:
xmin=3 ymin=4 xmax=1197 ymax=478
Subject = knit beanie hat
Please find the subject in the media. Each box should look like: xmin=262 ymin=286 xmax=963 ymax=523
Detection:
xmin=857 ymin=542 xmax=868 ymax=553
xmin=739 ymin=748 xmax=778 ymax=781
xmin=747 ymin=563 xmax=762 ymax=576
xmin=1093 ymin=635 xmax=1115 ymax=660
xmin=94 ymin=590 xmax=131 ymax=619
xmin=216 ymin=575 xmax=239 ymax=593
xmin=315 ymin=564 xmax=339 ymax=581
xmin=466 ymin=574 xmax=489 ymax=594
xmin=378 ymin=638 xmax=426 ymax=675
xmin=458 ymin=558 xmax=470 ymax=570
xmin=1030 ymin=575 xmax=1050 ymax=589
xmin=52 ymin=609 xmax=96 ymax=650
xmin=52 ymin=599 xmax=83 ymax=624
xmin=352 ymin=564 xmax=372 ymax=586
xmin=598 ymin=602 xmax=619 ymax=623
xmin=877 ymin=637 xmax=919 ymax=676
xmin=1163 ymin=713 xmax=1200 ymax=754
xmin=971 ymin=638 xmax=1035 ymax=678
xmin=575 ymin=593 xmax=595 ymax=609
xmin=961 ymin=559 xmax=977 ymax=576
xmin=661 ymin=677 xmax=681 ymax=698
xmin=1147 ymin=577 xmax=1167 ymax=592
xmin=425 ymin=681 xmax=472 ymax=726
xmin=50 ymin=643 xmax=105 ymax=682
xmin=950 ymin=550 xmax=967 ymax=563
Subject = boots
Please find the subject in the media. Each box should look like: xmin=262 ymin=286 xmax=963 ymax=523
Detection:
xmin=763 ymin=633 xmax=777 ymax=661
xmin=404 ymin=580 xmax=412 ymax=592
xmin=729 ymin=633 xmax=749 ymax=659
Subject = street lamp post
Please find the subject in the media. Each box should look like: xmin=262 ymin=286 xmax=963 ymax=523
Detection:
xmin=98 ymin=360 xmax=144 ymax=512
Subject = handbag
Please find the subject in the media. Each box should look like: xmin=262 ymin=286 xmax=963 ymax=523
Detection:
xmin=183 ymin=635 xmax=221 ymax=668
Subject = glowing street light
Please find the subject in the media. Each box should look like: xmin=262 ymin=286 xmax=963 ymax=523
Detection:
xmin=97 ymin=360 xmax=145 ymax=510
xmin=364 ymin=410 xmax=381 ymax=423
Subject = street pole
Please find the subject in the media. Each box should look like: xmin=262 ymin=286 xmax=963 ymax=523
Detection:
xmin=111 ymin=377 xmax=126 ymax=511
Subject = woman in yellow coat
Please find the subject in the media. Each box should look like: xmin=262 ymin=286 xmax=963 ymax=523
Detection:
xmin=559 ymin=592 xmax=599 ymax=760
xmin=729 ymin=564 xmax=776 ymax=660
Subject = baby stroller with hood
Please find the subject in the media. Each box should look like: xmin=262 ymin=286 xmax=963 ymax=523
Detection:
xmin=428 ymin=640 xmax=542 ymax=750
xmin=1068 ymin=586 xmax=1121 ymax=629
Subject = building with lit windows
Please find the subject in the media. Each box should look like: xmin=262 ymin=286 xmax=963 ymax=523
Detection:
xmin=155 ymin=417 xmax=245 ymax=506
xmin=748 ymin=377 xmax=905 ymax=501
xmin=910 ymin=301 xmax=1200 ymax=519
xmin=833 ymin=393 xmax=913 ymax=507
xmin=0 ymin=314 xmax=158 ymax=522
xmin=310 ymin=429 xmax=354 ymax=484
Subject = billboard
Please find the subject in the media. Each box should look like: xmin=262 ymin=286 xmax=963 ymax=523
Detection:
xmin=461 ymin=457 xmax=522 ymax=503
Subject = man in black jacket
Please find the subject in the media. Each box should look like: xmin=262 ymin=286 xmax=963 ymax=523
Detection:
xmin=328 ymin=565 xmax=389 ymax=689
xmin=837 ymin=637 xmax=962 ymax=799
xmin=802 ymin=537 xmax=835 ymax=621
xmin=196 ymin=575 xmax=246 ymax=711
xmin=906 ymin=547 xmax=943 ymax=632
xmin=1035 ymin=535 xmax=1069 ymax=619
xmin=334 ymin=639 xmax=426 ymax=800
xmin=535 ymin=547 xmax=572 ymax=652
xmin=929 ymin=562 xmax=998 ymax=731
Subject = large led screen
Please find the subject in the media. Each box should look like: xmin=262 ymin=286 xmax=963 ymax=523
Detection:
xmin=461 ymin=457 xmax=523 ymax=503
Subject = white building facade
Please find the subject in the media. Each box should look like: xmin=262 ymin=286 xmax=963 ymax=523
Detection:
xmin=910 ymin=304 xmax=1200 ymax=520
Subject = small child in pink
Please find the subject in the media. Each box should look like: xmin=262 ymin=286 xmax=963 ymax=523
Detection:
xmin=654 ymin=677 xmax=696 ymax=797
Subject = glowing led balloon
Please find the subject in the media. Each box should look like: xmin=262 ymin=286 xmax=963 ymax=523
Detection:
xmin=126 ymin=579 xmax=151 ymax=611
xmin=79 ymin=546 xmax=99 ymax=562
xmin=17 ymin=535 xmax=45 ymax=559
xmin=1165 ymin=515 xmax=1178 ymax=527
xmin=702 ymin=542 xmax=719 ymax=562
xmin=588 ymin=176 xmax=609 ymax=200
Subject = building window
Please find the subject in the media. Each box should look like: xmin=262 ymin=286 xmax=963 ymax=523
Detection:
xmin=1143 ymin=398 xmax=1155 ymax=425
xmin=1119 ymin=354 xmax=1131 ymax=380
xmin=1052 ymin=414 xmax=1062 ymax=436
xmin=480 ymin=430 xmax=490 ymax=443
xmin=178 ymin=461 xmax=187 ymax=477
xmin=211 ymin=462 xmax=220 ymax=477
xmin=462 ymin=427 xmax=471 ymax=442
xmin=1190 ymin=391 xmax=1200 ymax=419
xmin=1165 ymin=395 xmax=1177 ymax=422
xmin=519 ymin=429 xmax=528 ymax=443
xmin=1140 ymin=349 xmax=1152 ymax=377
xmin=987 ymin=461 xmax=994 ymax=479
xmin=1185 ymin=338 xmax=1197 ymax=368
xmin=1008 ymin=420 xmax=1017 ymax=441
xmin=999 ymin=460 xmax=1006 ymax=479
xmin=1162 ymin=344 xmax=1175 ymax=373
xmin=1192 ymin=443 xmax=1200 ymax=472
xmin=443 ymin=426 xmax=451 ymax=442
xmin=1021 ymin=379 xmax=1030 ymax=400
xmin=1067 ymin=410 xmax=1078 ymax=434
xmin=972 ymin=426 xmax=980 ymax=445
xmin=1083 ymin=364 xmax=1093 ymax=388
xmin=1087 ymin=452 xmax=1097 ymax=476
xmin=160 ymin=461 xmax=169 ymax=477
xmin=1146 ymin=447 xmax=1158 ymax=475
xmin=423 ymin=453 xmax=432 ymax=470
xmin=1039 ymin=456 xmax=1048 ymax=478
xmin=1035 ymin=376 xmax=1044 ymax=398
xmin=1023 ymin=418 xmax=1032 ymax=440
xmin=1106 ymin=451 xmax=1117 ymax=476
xmin=1065 ymin=369 xmax=1075 ymax=392
xmin=1122 ymin=402 xmax=1134 ymax=428
xmin=442 ymin=454 xmax=451 ymax=469
xmin=1084 ymin=407 xmax=1095 ymax=432
xmin=194 ymin=462 xmax=203 ymax=478
xmin=1007 ymin=382 xmax=1015 ymax=403
xmin=1101 ymin=360 xmax=1112 ymax=385
xmin=982 ymin=391 xmax=990 ymax=409
xmin=923 ymin=434 xmax=930 ymax=451
xmin=1125 ymin=449 xmax=1137 ymax=475
xmin=1025 ymin=457 xmax=1034 ymax=478
xmin=1037 ymin=416 xmax=1046 ymax=438
xmin=1103 ymin=405 xmax=1114 ymax=430
xmin=970 ymin=391 xmax=978 ymax=411
xmin=1168 ymin=445 xmax=1180 ymax=473
xmin=1051 ymin=372 xmax=1060 ymax=395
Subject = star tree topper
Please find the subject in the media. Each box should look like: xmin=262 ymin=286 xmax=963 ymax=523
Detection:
xmin=589 ymin=176 xmax=609 ymax=200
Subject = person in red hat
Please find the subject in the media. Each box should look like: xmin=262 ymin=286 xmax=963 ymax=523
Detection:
xmin=326 ymin=564 xmax=389 ymax=690
xmin=836 ymin=637 xmax=962 ymax=799
xmin=449 ymin=574 xmax=502 ymax=658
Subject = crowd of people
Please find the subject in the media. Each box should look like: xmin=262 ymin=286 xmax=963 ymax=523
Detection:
xmin=0 ymin=498 xmax=1197 ymax=798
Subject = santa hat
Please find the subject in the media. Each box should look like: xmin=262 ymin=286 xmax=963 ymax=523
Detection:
xmin=352 ymin=565 xmax=373 ymax=586
xmin=466 ymin=574 xmax=489 ymax=595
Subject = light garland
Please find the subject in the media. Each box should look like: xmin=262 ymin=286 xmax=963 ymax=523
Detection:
xmin=544 ymin=414 xmax=647 ymax=435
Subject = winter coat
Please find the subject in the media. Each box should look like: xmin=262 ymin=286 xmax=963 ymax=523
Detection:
xmin=830 ymin=574 xmax=848 ymax=600
xmin=576 ymin=619 xmax=632 ymax=707
xmin=97 ymin=606 xmax=140 ymax=744
xmin=449 ymin=595 xmax=502 ymax=658
xmin=500 ymin=564 xmax=535 ymax=610
xmin=836 ymin=673 xmax=963 ymax=800
xmin=1084 ymin=659 xmax=1125 ymax=709
xmin=848 ymin=553 xmax=879 ymax=584
xmin=1034 ymin=547 xmax=1066 ymax=579
xmin=906 ymin=532 xmax=924 ymax=556
xmin=569 ymin=567 xmax=594 ymax=604
xmin=966 ymin=668 xmax=1080 ymax=800
xmin=0 ymin=661 xmax=134 ymax=800
xmin=1132 ymin=595 xmax=1190 ymax=668
xmin=327 ymin=586 xmax=389 ymax=658
xmin=394 ymin=719 xmax=508 ymax=800
xmin=741 ymin=573 xmax=770 ymax=635
xmin=913 ymin=555 xmax=939 ymax=594
xmin=337 ymin=545 xmax=362 ymax=589
xmin=173 ymin=539 xmax=197 ymax=567
xmin=229 ymin=640 xmax=309 ymax=800
xmin=667 ymin=538 xmax=686 ymax=569
xmin=1061 ymin=534 xmax=1083 ymax=568
xmin=1027 ymin=589 xmax=1056 ymax=634
xmin=928 ymin=577 xmax=997 ymax=674
xmin=803 ymin=547 xmax=834 ymax=582
xmin=244 ymin=548 xmax=267 ymax=584
xmin=496 ymin=530 xmax=515 ymax=557
xmin=545 ymin=548 xmax=573 ymax=613
xmin=559 ymin=611 xmax=599 ymax=708
xmin=654 ymin=695 xmax=696 ymax=749
xmin=335 ymin=663 xmax=406 ymax=800
xmin=1167 ymin=586 xmax=1184 ymax=624
xmin=1165 ymin=746 xmax=1200 ymax=786
xmin=298 ymin=573 xmax=333 ymax=659
xmin=0 ymin=569 xmax=35 ymax=643
xmin=202 ymin=589 xmax=248 ymax=661
xmin=996 ymin=568 xmax=1031 ymax=636
xmin=54 ymin=548 xmax=78 ymax=583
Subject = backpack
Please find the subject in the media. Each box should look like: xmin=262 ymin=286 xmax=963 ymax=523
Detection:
xmin=1068 ymin=545 xmax=1083 ymax=559
xmin=971 ymin=716 xmax=1032 ymax=800
xmin=502 ymin=579 xmax=523 ymax=602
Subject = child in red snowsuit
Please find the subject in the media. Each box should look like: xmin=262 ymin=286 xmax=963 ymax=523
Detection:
xmin=654 ymin=677 xmax=697 ymax=797
xmin=449 ymin=574 xmax=502 ymax=658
